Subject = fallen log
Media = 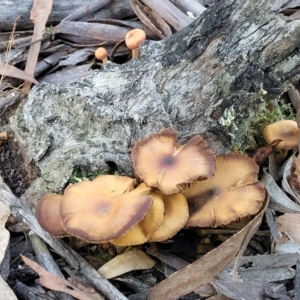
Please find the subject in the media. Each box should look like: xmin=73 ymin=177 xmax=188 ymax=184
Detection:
xmin=10 ymin=0 xmax=300 ymax=207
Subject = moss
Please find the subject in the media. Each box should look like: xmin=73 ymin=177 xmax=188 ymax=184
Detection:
xmin=69 ymin=168 xmax=106 ymax=183
xmin=233 ymin=97 xmax=296 ymax=154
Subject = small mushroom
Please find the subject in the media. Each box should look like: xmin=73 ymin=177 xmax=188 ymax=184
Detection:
xmin=131 ymin=128 xmax=216 ymax=194
xmin=60 ymin=175 xmax=153 ymax=243
xmin=35 ymin=193 xmax=69 ymax=237
xmin=95 ymin=47 xmax=108 ymax=65
xmin=183 ymin=153 xmax=265 ymax=227
xmin=263 ymin=120 xmax=299 ymax=163
xmin=110 ymin=186 xmax=165 ymax=246
xmin=125 ymin=29 xmax=146 ymax=59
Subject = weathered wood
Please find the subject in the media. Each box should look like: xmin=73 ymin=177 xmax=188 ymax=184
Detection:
xmin=10 ymin=0 xmax=300 ymax=207
xmin=0 ymin=0 xmax=134 ymax=31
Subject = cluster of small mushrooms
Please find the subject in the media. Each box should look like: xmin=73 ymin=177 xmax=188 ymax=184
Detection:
xmin=36 ymin=128 xmax=267 ymax=246
xmin=94 ymin=28 xmax=147 ymax=64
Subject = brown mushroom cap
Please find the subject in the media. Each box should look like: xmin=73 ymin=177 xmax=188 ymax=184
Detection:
xmin=125 ymin=29 xmax=146 ymax=50
xmin=149 ymin=192 xmax=189 ymax=242
xmin=183 ymin=153 xmax=265 ymax=227
xmin=110 ymin=188 xmax=164 ymax=246
xmin=263 ymin=120 xmax=299 ymax=149
xmin=131 ymin=128 xmax=216 ymax=194
xmin=36 ymin=193 xmax=69 ymax=237
xmin=95 ymin=47 xmax=108 ymax=64
xmin=60 ymin=175 xmax=153 ymax=243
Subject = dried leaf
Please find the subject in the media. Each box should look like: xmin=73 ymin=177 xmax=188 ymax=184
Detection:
xmin=98 ymin=249 xmax=156 ymax=279
xmin=252 ymin=139 xmax=282 ymax=166
xmin=276 ymin=213 xmax=300 ymax=243
xmin=0 ymin=199 xmax=17 ymax=300
xmin=213 ymin=279 xmax=275 ymax=300
xmin=262 ymin=168 xmax=300 ymax=213
xmin=23 ymin=0 xmax=53 ymax=92
xmin=274 ymin=232 xmax=300 ymax=255
xmin=282 ymin=154 xmax=300 ymax=202
xmin=0 ymin=62 xmax=38 ymax=84
xmin=21 ymin=255 xmax=103 ymax=300
xmin=288 ymin=153 xmax=300 ymax=200
xmin=147 ymin=197 xmax=268 ymax=300
xmin=130 ymin=0 xmax=172 ymax=39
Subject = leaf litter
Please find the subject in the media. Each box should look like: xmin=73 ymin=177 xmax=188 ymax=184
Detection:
xmin=2 ymin=1 xmax=300 ymax=300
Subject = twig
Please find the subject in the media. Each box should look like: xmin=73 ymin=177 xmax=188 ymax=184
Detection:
xmin=29 ymin=232 xmax=73 ymax=300
xmin=63 ymin=0 xmax=111 ymax=22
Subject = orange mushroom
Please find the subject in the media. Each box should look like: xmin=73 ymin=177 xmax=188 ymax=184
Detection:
xmin=131 ymin=128 xmax=216 ymax=194
xmin=263 ymin=120 xmax=299 ymax=163
xmin=35 ymin=193 xmax=69 ymax=237
xmin=183 ymin=153 xmax=265 ymax=227
xmin=60 ymin=175 xmax=153 ymax=243
xmin=110 ymin=187 xmax=165 ymax=246
xmin=95 ymin=47 xmax=108 ymax=65
xmin=125 ymin=29 xmax=146 ymax=59
xmin=263 ymin=120 xmax=299 ymax=148
xmin=149 ymin=192 xmax=189 ymax=242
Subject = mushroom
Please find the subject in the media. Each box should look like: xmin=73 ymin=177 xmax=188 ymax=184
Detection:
xmin=95 ymin=47 xmax=108 ymax=65
xmin=60 ymin=175 xmax=153 ymax=243
xmin=182 ymin=153 xmax=265 ymax=227
xmin=35 ymin=193 xmax=69 ymax=237
xmin=110 ymin=187 xmax=165 ymax=246
xmin=125 ymin=29 xmax=146 ymax=59
xmin=263 ymin=120 xmax=299 ymax=163
xmin=149 ymin=192 xmax=189 ymax=242
xmin=131 ymin=128 xmax=216 ymax=194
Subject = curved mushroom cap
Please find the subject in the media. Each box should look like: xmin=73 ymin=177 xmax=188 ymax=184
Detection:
xmin=60 ymin=175 xmax=153 ymax=243
xmin=125 ymin=29 xmax=146 ymax=50
xmin=131 ymin=128 xmax=216 ymax=195
xmin=149 ymin=192 xmax=189 ymax=242
xmin=183 ymin=153 xmax=265 ymax=227
xmin=110 ymin=188 xmax=164 ymax=246
xmin=36 ymin=193 xmax=69 ymax=237
xmin=263 ymin=120 xmax=299 ymax=149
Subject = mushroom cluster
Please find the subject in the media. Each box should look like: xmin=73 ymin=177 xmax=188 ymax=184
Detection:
xmin=36 ymin=128 xmax=266 ymax=245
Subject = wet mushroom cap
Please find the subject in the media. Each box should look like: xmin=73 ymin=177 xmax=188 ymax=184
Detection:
xmin=60 ymin=175 xmax=153 ymax=243
xmin=110 ymin=188 xmax=165 ymax=246
xmin=36 ymin=193 xmax=69 ymax=237
xmin=183 ymin=153 xmax=265 ymax=227
xmin=131 ymin=128 xmax=216 ymax=194
xmin=263 ymin=120 xmax=299 ymax=149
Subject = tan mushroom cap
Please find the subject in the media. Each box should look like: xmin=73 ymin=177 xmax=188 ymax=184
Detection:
xmin=149 ymin=192 xmax=189 ymax=242
xmin=110 ymin=187 xmax=164 ymax=246
xmin=131 ymin=128 xmax=216 ymax=195
xmin=60 ymin=175 xmax=153 ymax=243
xmin=183 ymin=153 xmax=265 ymax=227
xmin=125 ymin=29 xmax=146 ymax=58
xmin=263 ymin=120 xmax=299 ymax=149
xmin=95 ymin=47 xmax=108 ymax=64
xmin=36 ymin=193 xmax=69 ymax=237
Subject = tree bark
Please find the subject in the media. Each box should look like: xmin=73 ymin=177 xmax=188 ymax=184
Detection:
xmin=10 ymin=0 xmax=300 ymax=207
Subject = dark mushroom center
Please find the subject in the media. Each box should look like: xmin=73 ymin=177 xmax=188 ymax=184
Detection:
xmin=162 ymin=155 xmax=176 ymax=167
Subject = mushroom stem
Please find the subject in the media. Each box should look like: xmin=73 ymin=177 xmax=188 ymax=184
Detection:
xmin=132 ymin=49 xmax=138 ymax=59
